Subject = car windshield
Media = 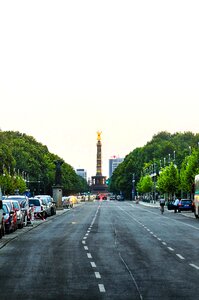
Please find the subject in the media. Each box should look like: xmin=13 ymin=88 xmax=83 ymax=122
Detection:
xmin=29 ymin=199 xmax=41 ymax=206
xmin=2 ymin=204 xmax=9 ymax=213
xmin=12 ymin=202 xmax=20 ymax=209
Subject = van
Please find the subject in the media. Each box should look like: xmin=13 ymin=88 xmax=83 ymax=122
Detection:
xmin=193 ymin=174 xmax=199 ymax=218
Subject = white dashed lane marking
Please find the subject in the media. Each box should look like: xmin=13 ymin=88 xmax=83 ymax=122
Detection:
xmin=95 ymin=272 xmax=101 ymax=279
xmin=168 ymin=247 xmax=174 ymax=251
xmin=87 ymin=253 xmax=92 ymax=259
xmin=98 ymin=284 xmax=106 ymax=293
xmin=84 ymin=246 xmax=88 ymax=250
xmin=176 ymin=254 xmax=185 ymax=260
xmin=190 ymin=264 xmax=199 ymax=270
xmin=90 ymin=261 xmax=96 ymax=268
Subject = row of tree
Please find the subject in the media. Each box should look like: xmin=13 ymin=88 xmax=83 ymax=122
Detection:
xmin=109 ymin=131 xmax=199 ymax=200
xmin=0 ymin=130 xmax=88 ymax=196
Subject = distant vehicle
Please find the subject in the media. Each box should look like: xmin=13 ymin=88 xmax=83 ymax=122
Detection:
xmin=117 ymin=195 xmax=124 ymax=201
xmin=109 ymin=195 xmax=116 ymax=200
xmin=193 ymin=174 xmax=199 ymax=218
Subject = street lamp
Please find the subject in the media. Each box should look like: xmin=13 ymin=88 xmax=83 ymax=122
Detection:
xmin=132 ymin=173 xmax=135 ymax=201
xmin=189 ymin=146 xmax=191 ymax=155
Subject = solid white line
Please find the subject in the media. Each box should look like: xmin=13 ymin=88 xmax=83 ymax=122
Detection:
xmin=189 ymin=263 xmax=199 ymax=270
xmin=176 ymin=254 xmax=185 ymax=260
xmin=168 ymin=247 xmax=174 ymax=251
xmin=84 ymin=246 xmax=88 ymax=250
xmin=90 ymin=262 xmax=96 ymax=268
xmin=98 ymin=284 xmax=105 ymax=293
xmin=87 ymin=253 xmax=92 ymax=258
xmin=95 ymin=272 xmax=101 ymax=279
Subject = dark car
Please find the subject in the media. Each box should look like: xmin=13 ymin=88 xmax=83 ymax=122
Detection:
xmin=167 ymin=199 xmax=194 ymax=212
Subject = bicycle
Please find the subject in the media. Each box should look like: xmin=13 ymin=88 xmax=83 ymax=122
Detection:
xmin=160 ymin=205 xmax=164 ymax=214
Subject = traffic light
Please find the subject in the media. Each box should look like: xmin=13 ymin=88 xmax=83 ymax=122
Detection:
xmin=106 ymin=178 xmax=110 ymax=185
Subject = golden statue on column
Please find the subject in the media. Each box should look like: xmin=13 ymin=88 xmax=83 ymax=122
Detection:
xmin=97 ymin=131 xmax=102 ymax=141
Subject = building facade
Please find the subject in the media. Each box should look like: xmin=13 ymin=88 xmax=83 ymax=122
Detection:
xmin=109 ymin=157 xmax=124 ymax=178
xmin=76 ymin=168 xmax=87 ymax=181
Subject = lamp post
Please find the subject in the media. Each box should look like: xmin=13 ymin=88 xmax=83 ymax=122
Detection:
xmin=132 ymin=173 xmax=135 ymax=201
xmin=189 ymin=146 xmax=191 ymax=155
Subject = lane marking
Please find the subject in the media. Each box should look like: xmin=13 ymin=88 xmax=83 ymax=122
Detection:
xmin=168 ymin=247 xmax=174 ymax=251
xmin=84 ymin=246 xmax=88 ymax=250
xmin=98 ymin=284 xmax=105 ymax=293
xmin=176 ymin=254 xmax=185 ymax=260
xmin=87 ymin=253 xmax=92 ymax=259
xmin=91 ymin=262 xmax=96 ymax=268
xmin=162 ymin=242 xmax=167 ymax=246
xmin=189 ymin=263 xmax=199 ymax=270
xmin=83 ymin=237 xmax=87 ymax=240
xmin=82 ymin=241 xmax=86 ymax=244
xmin=95 ymin=272 xmax=101 ymax=279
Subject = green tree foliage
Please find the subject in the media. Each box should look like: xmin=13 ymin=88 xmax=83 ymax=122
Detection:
xmin=137 ymin=175 xmax=153 ymax=194
xmin=0 ymin=131 xmax=88 ymax=196
xmin=157 ymin=163 xmax=180 ymax=198
xmin=180 ymin=149 xmax=199 ymax=195
xmin=110 ymin=131 xmax=199 ymax=199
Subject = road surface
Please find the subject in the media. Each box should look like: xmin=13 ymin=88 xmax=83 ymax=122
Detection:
xmin=0 ymin=200 xmax=199 ymax=300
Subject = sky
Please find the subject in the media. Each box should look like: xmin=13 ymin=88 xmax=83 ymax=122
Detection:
xmin=0 ymin=0 xmax=199 ymax=178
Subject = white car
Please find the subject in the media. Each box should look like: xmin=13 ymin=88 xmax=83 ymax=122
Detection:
xmin=29 ymin=198 xmax=47 ymax=219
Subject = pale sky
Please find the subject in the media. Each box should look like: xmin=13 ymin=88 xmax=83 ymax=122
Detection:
xmin=0 ymin=0 xmax=199 ymax=178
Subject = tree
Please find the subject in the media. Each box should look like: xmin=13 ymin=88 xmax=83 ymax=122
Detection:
xmin=157 ymin=163 xmax=180 ymax=199
xmin=137 ymin=175 xmax=153 ymax=194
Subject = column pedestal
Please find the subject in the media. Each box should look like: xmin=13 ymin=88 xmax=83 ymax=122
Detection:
xmin=52 ymin=185 xmax=63 ymax=210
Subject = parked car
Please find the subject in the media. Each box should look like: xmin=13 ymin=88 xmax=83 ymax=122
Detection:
xmin=167 ymin=199 xmax=194 ymax=212
xmin=2 ymin=202 xmax=18 ymax=233
xmin=6 ymin=195 xmax=31 ymax=226
xmin=29 ymin=198 xmax=47 ymax=219
xmin=0 ymin=200 xmax=5 ymax=238
xmin=11 ymin=200 xmax=24 ymax=228
xmin=35 ymin=195 xmax=56 ymax=216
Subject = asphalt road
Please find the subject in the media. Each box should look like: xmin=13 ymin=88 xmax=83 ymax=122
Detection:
xmin=0 ymin=201 xmax=199 ymax=300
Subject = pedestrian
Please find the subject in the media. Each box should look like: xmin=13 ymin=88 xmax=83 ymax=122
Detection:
xmin=159 ymin=198 xmax=165 ymax=214
xmin=174 ymin=197 xmax=180 ymax=213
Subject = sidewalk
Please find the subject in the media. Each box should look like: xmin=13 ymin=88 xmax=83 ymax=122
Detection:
xmin=138 ymin=200 xmax=160 ymax=208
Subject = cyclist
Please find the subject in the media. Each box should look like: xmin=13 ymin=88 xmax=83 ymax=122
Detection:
xmin=159 ymin=198 xmax=165 ymax=214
